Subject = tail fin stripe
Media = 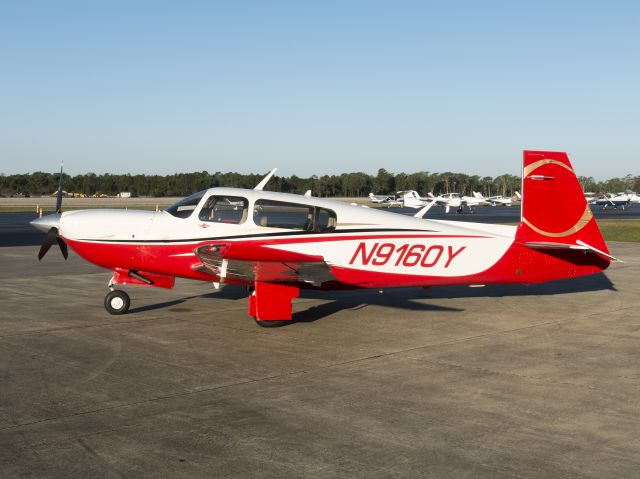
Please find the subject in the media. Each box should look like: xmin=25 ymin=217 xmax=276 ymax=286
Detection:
xmin=523 ymin=159 xmax=573 ymax=178
xmin=522 ymin=205 xmax=593 ymax=238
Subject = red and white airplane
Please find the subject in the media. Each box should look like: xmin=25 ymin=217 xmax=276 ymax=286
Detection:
xmin=32 ymin=151 xmax=616 ymax=326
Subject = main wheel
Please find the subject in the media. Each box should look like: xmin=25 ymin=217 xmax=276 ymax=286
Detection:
xmin=105 ymin=290 xmax=130 ymax=315
xmin=253 ymin=318 xmax=290 ymax=328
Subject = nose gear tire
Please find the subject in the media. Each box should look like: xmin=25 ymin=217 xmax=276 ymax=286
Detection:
xmin=105 ymin=290 xmax=131 ymax=315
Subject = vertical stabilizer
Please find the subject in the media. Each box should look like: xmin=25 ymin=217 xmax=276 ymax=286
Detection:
xmin=517 ymin=150 xmax=610 ymax=256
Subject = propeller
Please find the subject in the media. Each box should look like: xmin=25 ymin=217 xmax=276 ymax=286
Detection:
xmin=33 ymin=163 xmax=68 ymax=260
xmin=38 ymin=227 xmax=68 ymax=260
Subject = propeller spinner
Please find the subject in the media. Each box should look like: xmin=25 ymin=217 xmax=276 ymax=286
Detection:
xmin=31 ymin=214 xmax=68 ymax=260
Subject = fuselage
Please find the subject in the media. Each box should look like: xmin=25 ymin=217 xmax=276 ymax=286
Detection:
xmin=32 ymin=187 xmax=605 ymax=290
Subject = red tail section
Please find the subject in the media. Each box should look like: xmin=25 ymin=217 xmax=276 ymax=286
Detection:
xmin=516 ymin=150 xmax=611 ymax=258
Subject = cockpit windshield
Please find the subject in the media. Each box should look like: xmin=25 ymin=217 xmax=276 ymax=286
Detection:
xmin=165 ymin=191 xmax=206 ymax=219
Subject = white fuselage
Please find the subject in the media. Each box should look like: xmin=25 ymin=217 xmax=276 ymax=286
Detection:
xmin=52 ymin=188 xmax=517 ymax=283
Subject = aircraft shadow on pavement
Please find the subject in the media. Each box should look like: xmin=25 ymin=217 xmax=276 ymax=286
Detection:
xmin=199 ymin=287 xmax=251 ymax=300
xmin=417 ymin=272 xmax=616 ymax=299
xmin=288 ymin=272 xmax=615 ymax=325
xmin=125 ymin=272 xmax=614 ymax=322
xmin=292 ymin=295 xmax=463 ymax=324
xmin=128 ymin=298 xmax=190 ymax=314
xmin=128 ymin=294 xmax=210 ymax=314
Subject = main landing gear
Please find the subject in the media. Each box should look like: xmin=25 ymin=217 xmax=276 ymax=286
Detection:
xmin=254 ymin=318 xmax=290 ymax=328
xmin=250 ymin=282 xmax=300 ymax=328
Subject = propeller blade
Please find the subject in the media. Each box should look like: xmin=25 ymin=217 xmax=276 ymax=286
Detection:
xmin=38 ymin=227 xmax=58 ymax=260
xmin=57 ymin=237 xmax=69 ymax=260
xmin=37 ymin=227 xmax=67 ymax=260
xmin=55 ymin=163 xmax=64 ymax=213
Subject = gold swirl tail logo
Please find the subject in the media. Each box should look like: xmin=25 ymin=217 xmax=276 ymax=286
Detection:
xmin=522 ymin=205 xmax=593 ymax=237
xmin=522 ymin=158 xmax=593 ymax=237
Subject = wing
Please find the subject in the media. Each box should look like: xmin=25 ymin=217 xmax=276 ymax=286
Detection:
xmin=194 ymin=242 xmax=336 ymax=286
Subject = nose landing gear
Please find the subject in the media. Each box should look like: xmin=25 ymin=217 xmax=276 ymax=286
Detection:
xmin=104 ymin=289 xmax=131 ymax=315
xmin=103 ymin=268 xmax=175 ymax=315
xmin=249 ymin=281 xmax=299 ymax=327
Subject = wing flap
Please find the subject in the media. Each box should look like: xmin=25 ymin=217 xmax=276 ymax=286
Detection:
xmin=195 ymin=242 xmax=335 ymax=285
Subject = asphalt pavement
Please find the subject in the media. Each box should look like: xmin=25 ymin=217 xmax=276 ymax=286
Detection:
xmin=1 ymin=210 xmax=639 ymax=478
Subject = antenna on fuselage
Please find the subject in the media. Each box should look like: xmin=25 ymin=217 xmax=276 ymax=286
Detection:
xmin=254 ymin=168 xmax=277 ymax=191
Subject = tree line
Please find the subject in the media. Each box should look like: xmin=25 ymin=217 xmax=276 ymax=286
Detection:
xmin=1 ymin=169 xmax=638 ymax=198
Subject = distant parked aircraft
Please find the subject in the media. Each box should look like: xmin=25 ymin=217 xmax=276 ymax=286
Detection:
xmin=590 ymin=193 xmax=631 ymax=210
xmin=396 ymin=190 xmax=431 ymax=208
xmin=486 ymin=192 xmax=521 ymax=206
xmin=401 ymin=191 xmax=488 ymax=214
xmin=368 ymin=193 xmax=394 ymax=204
xmin=423 ymin=192 xmax=487 ymax=213
xmin=368 ymin=193 xmax=403 ymax=207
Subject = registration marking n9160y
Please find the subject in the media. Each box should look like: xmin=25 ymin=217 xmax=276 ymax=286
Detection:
xmin=349 ymin=242 xmax=466 ymax=268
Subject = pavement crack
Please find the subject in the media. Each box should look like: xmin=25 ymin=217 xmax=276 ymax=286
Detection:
xmin=76 ymin=437 xmax=129 ymax=479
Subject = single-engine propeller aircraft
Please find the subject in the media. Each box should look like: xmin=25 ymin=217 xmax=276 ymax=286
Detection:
xmin=368 ymin=192 xmax=394 ymax=204
xmin=368 ymin=192 xmax=403 ymax=207
xmin=32 ymin=151 xmax=617 ymax=326
xmin=423 ymin=191 xmax=487 ymax=213
xmin=589 ymin=193 xmax=632 ymax=210
xmin=486 ymin=191 xmax=521 ymax=206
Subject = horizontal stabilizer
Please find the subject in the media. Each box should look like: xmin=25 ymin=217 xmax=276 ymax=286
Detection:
xmin=524 ymin=241 xmax=620 ymax=262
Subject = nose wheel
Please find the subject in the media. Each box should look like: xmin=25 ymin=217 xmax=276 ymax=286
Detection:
xmin=104 ymin=290 xmax=131 ymax=315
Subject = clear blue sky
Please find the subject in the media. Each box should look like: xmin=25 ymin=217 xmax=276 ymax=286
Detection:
xmin=1 ymin=0 xmax=638 ymax=180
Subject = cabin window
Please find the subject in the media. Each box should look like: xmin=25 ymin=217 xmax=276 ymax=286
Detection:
xmin=254 ymin=199 xmax=336 ymax=232
xmin=317 ymin=208 xmax=337 ymax=232
xmin=165 ymin=191 xmax=206 ymax=219
xmin=199 ymin=196 xmax=248 ymax=224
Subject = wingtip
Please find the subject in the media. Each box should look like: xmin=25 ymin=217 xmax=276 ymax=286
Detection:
xmin=254 ymin=168 xmax=277 ymax=191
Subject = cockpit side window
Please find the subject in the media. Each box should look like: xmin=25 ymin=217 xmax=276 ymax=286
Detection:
xmin=165 ymin=191 xmax=206 ymax=219
xmin=316 ymin=208 xmax=337 ymax=232
xmin=198 ymin=196 xmax=248 ymax=224
xmin=254 ymin=199 xmax=336 ymax=232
